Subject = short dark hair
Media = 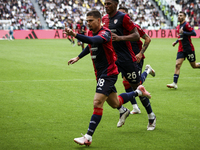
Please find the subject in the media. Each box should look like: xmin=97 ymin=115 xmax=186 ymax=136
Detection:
xmin=118 ymin=7 xmax=128 ymax=13
xmin=112 ymin=0 xmax=119 ymax=2
xmin=87 ymin=10 xmax=102 ymax=19
xmin=179 ymin=11 xmax=186 ymax=16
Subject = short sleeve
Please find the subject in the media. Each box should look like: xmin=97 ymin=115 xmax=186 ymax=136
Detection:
xmin=122 ymin=14 xmax=136 ymax=32
xmin=136 ymin=25 xmax=145 ymax=37
xmin=185 ymin=23 xmax=193 ymax=32
xmin=98 ymin=30 xmax=111 ymax=42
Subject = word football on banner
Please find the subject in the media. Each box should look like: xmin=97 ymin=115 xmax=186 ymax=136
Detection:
xmin=1 ymin=29 xmax=200 ymax=39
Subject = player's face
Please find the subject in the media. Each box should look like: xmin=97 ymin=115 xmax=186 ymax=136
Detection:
xmin=178 ymin=13 xmax=185 ymax=23
xmin=86 ymin=16 xmax=100 ymax=32
xmin=104 ymin=0 xmax=118 ymax=15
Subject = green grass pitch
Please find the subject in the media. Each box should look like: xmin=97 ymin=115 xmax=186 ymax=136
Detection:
xmin=0 ymin=38 xmax=200 ymax=150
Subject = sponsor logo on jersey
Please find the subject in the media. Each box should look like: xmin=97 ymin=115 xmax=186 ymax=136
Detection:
xmin=91 ymin=55 xmax=96 ymax=59
xmin=91 ymin=47 xmax=98 ymax=51
xmin=110 ymin=29 xmax=117 ymax=32
xmin=102 ymin=31 xmax=109 ymax=38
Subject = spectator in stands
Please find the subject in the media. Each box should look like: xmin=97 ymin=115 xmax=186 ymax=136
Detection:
xmin=1 ymin=0 xmax=199 ymax=30
xmin=176 ymin=0 xmax=199 ymax=28
xmin=0 ymin=0 xmax=42 ymax=30
xmin=119 ymin=0 xmax=168 ymax=29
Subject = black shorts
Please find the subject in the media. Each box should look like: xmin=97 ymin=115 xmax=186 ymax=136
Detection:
xmin=77 ymin=39 xmax=81 ymax=43
xmin=96 ymin=75 xmax=118 ymax=96
xmin=116 ymin=61 xmax=140 ymax=84
xmin=137 ymin=59 xmax=144 ymax=76
xmin=176 ymin=51 xmax=196 ymax=62
xmin=121 ymin=59 xmax=144 ymax=78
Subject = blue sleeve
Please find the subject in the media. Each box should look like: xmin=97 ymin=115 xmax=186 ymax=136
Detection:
xmin=78 ymin=45 xmax=90 ymax=59
xmin=76 ymin=34 xmax=104 ymax=44
xmin=183 ymin=29 xmax=196 ymax=36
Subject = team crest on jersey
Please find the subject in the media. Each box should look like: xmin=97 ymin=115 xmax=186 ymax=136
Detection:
xmin=114 ymin=19 xmax=118 ymax=24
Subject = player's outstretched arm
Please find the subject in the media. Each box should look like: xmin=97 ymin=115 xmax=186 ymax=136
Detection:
xmin=68 ymin=46 xmax=90 ymax=65
xmin=78 ymin=45 xmax=90 ymax=58
xmin=183 ymin=29 xmax=196 ymax=36
xmin=64 ymin=25 xmax=103 ymax=44
xmin=179 ymin=26 xmax=196 ymax=36
xmin=172 ymin=39 xmax=178 ymax=47
xmin=76 ymin=34 xmax=103 ymax=44
xmin=68 ymin=57 xmax=80 ymax=65
xmin=64 ymin=23 xmax=77 ymax=37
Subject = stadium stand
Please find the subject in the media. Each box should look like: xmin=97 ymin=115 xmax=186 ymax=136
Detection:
xmin=153 ymin=0 xmax=200 ymax=29
xmin=37 ymin=0 xmax=104 ymax=29
xmin=37 ymin=0 xmax=169 ymax=29
xmin=0 ymin=0 xmax=199 ymax=30
xmin=0 ymin=0 xmax=42 ymax=30
xmin=119 ymin=0 xmax=170 ymax=29
xmin=178 ymin=0 xmax=200 ymax=28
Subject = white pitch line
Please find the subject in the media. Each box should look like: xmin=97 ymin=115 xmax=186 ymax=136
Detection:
xmin=0 ymin=77 xmax=200 ymax=83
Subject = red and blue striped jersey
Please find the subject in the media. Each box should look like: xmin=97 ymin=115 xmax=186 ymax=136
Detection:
xmin=80 ymin=25 xmax=87 ymax=35
xmin=102 ymin=11 xmax=137 ymax=63
xmin=176 ymin=22 xmax=195 ymax=52
xmin=76 ymin=23 xmax=81 ymax=34
xmin=88 ymin=27 xmax=119 ymax=79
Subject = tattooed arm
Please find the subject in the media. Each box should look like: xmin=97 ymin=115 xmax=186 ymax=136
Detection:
xmin=136 ymin=34 xmax=151 ymax=63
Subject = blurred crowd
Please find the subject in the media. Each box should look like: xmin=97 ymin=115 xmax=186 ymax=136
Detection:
xmin=38 ymin=0 xmax=168 ymax=30
xmin=0 ymin=0 xmax=42 ymax=30
xmin=156 ymin=0 xmax=200 ymax=28
xmin=0 ymin=0 xmax=199 ymax=30
xmin=176 ymin=0 xmax=200 ymax=27
xmin=37 ymin=0 xmax=104 ymax=29
xmin=119 ymin=0 xmax=169 ymax=29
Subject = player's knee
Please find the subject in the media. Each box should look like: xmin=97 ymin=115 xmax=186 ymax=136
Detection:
xmin=175 ymin=63 xmax=181 ymax=69
xmin=93 ymin=99 xmax=103 ymax=108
